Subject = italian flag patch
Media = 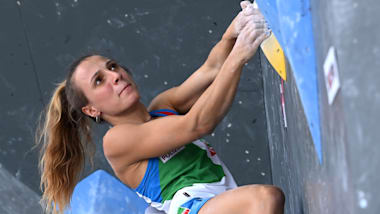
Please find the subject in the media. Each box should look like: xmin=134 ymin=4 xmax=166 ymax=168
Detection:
xmin=177 ymin=207 xmax=191 ymax=214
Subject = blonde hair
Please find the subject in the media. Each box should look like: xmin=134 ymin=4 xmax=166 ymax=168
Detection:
xmin=36 ymin=55 xmax=96 ymax=213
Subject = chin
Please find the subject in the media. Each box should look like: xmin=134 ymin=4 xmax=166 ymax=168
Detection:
xmin=128 ymin=93 xmax=141 ymax=107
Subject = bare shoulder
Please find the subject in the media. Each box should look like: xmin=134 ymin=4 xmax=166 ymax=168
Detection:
xmin=102 ymin=124 xmax=137 ymax=164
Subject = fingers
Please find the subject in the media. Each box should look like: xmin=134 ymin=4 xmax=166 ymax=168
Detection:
xmin=243 ymin=4 xmax=257 ymax=16
xmin=241 ymin=1 xmax=264 ymax=18
xmin=245 ymin=13 xmax=269 ymax=31
xmin=253 ymin=30 xmax=271 ymax=48
xmin=238 ymin=19 xmax=270 ymax=46
xmin=233 ymin=1 xmax=269 ymax=40
xmin=240 ymin=1 xmax=251 ymax=10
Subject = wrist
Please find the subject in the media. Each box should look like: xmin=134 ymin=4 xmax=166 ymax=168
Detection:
xmin=225 ymin=52 xmax=246 ymax=69
xmin=223 ymin=18 xmax=239 ymax=40
xmin=222 ymin=30 xmax=237 ymax=42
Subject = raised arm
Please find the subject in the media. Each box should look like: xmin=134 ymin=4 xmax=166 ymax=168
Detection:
xmin=149 ymin=1 xmax=258 ymax=114
xmin=104 ymin=6 xmax=269 ymax=165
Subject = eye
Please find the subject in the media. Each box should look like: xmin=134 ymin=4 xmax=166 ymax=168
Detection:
xmin=109 ymin=62 xmax=118 ymax=71
xmin=95 ymin=76 xmax=103 ymax=86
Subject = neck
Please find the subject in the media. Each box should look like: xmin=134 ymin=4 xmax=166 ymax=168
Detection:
xmin=105 ymin=101 xmax=152 ymax=126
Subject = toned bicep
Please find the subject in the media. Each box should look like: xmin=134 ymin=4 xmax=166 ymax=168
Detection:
xmin=103 ymin=114 xmax=206 ymax=164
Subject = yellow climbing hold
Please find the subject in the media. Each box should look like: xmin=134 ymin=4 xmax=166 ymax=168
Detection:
xmin=261 ymin=33 xmax=287 ymax=81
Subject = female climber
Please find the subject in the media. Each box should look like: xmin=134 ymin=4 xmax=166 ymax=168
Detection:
xmin=37 ymin=1 xmax=284 ymax=214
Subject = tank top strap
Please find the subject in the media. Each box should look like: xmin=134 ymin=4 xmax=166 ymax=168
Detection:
xmin=149 ymin=109 xmax=179 ymax=117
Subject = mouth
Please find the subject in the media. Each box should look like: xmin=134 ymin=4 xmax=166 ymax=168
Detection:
xmin=119 ymin=83 xmax=131 ymax=96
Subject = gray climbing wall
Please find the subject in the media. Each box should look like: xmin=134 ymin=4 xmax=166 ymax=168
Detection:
xmin=0 ymin=0 xmax=272 ymax=211
xmin=263 ymin=0 xmax=380 ymax=213
xmin=0 ymin=167 xmax=42 ymax=214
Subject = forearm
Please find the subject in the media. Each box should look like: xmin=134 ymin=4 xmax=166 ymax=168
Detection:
xmin=203 ymin=24 xmax=237 ymax=75
xmin=187 ymin=53 xmax=245 ymax=132
xmin=204 ymin=0 xmax=259 ymax=74
xmin=187 ymin=8 xmax=268 ymax=133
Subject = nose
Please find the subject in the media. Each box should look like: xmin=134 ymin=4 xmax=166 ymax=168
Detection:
xmin=109 ymin=71 xmax=122 ymax=85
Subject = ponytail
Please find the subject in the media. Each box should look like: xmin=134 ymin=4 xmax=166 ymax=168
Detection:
xmin=36 ymin=79 xmax=95 ymax=213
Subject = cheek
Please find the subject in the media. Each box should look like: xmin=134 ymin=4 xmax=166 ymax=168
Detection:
xmin=93 ymin=86 xmax=114 ymax=103
xmin=122 ymin=72 xmax=133 ymax=83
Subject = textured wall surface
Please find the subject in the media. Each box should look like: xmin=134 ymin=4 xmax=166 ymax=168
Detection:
xmin=262 ymin=0 xmax=380 ymax=213
xmin=262 ymin=56 xmax=322 ymax=214
xmin=312 ymin=0 xmax=380 ymax=213
xmin=0 ymin=167 xmax=42 ymax=214
xmin=0 ymin=0 xmax=272 ymax=210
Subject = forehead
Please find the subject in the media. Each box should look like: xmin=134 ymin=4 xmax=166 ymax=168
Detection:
xmin=73 ymin=55 xmax=108 ymax=82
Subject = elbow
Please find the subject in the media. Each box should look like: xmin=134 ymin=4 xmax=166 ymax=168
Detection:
xmin=197 ymin=123 xmax=215 ymax=137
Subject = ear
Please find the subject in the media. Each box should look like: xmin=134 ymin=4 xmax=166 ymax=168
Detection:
xmin=82 ymin=105 xmax=100 ymax=118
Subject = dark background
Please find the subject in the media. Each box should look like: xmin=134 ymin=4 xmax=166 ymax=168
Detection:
xmin=1 ymin=0 xmax=379 ymax=213
xmin=0 ymin=0 xmax=272 ymax=213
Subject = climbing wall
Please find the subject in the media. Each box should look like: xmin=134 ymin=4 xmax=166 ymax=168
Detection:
xmin=0 ymin=0 xmax=272 ymax=212
xmin=261 ymin=0 xmax=380 ymax=213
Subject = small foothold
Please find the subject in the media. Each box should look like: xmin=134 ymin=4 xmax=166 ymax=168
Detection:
xmin=226 ymin=139 xmax=230 ymax=143
xmin=211 ymin=133 xmax=215 ymax=137
xmin=15 ymin=170 xmax=21 ymax=179
xmin=227 ymin=123 xmax=232 ymax=128
xmin=226 ymin=133 xmax=230 ymax=137
xmin=238 ymin=101 xmax=243 ymax=104
xmin=257 ymin=157 xmax=261 ymax=161
xmin=208 ymin=29 xmax=213 ymax=34
xmin=144 ymin=74 xmax=149 ymax=78
xmin=261 ymin=172 xmax=266 ymax=176
xmin=246 ymin=159 xmax=250 ymax=163
xmin=245 ymin=150 xmax=249 ymax=154
xmin=16 ymin=1 xmax=21 ymax=6
xmin=359 ymin=199 xmax=368 ymax=209
xmin=164 ymin=81 xmax=168 ymax=85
